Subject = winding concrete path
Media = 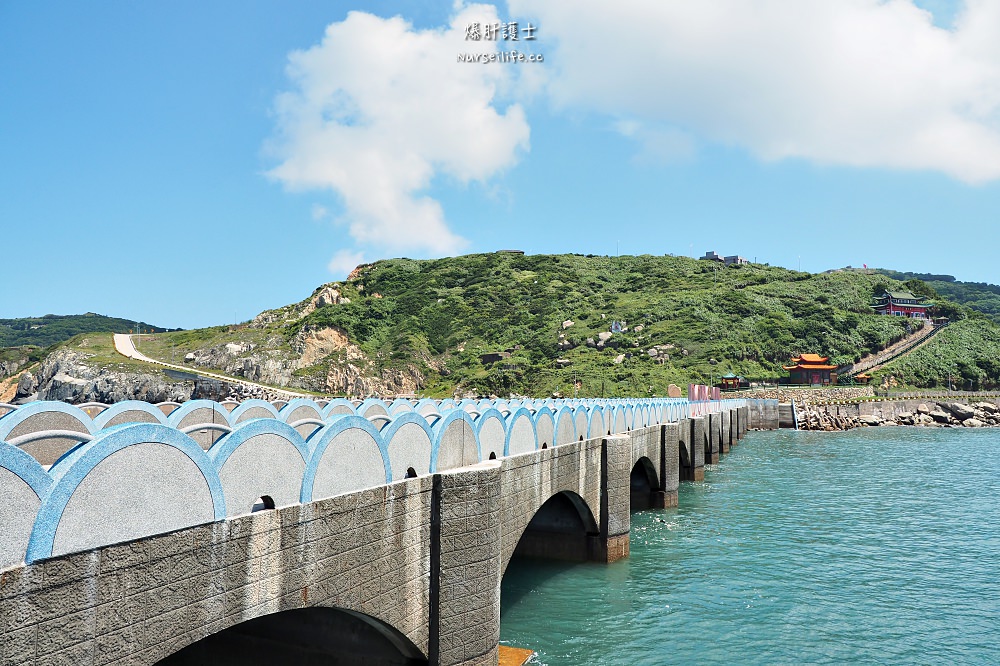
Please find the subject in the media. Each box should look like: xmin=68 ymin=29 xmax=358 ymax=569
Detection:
xmin=838 ymin=321 xmax=946 ymax=379
xmin=113 ymin=334 xmax=309 ymax=399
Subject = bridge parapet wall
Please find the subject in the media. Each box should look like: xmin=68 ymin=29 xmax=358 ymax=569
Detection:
xmin=0 ymin=477 xmax=435 ymax=666
xmin=0 ymin=398 xmax=759 ymax=571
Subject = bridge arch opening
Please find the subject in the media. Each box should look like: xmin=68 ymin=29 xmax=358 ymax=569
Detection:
xmin=488 ymin=452 xmax=497 ymax=460
xmin=404 ymin=467 xmax=418 ymax=478
xmin=501 ymin=491 xmax=601 ymax=630
xmin=510 ymin=490 xmax=599 ymax=564
xmin=630 ymin=457 xmax=659 ymax=511
xmin=251 ymin=495 xmax=275 ymax=513
xmin=678 ymin=437 xmax=694 ymax=482
xmin=155 ymin=606 xmax=427 ymax=666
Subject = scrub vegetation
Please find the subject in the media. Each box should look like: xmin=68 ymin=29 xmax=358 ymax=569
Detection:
xmin=9 ymin=254 xmax=1000 ymax=395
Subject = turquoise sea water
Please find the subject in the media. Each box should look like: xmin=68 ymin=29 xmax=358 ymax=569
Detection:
xmin=499 ymin=428 xmax=1000 ymax=665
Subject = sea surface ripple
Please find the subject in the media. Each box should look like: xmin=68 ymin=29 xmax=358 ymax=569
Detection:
xmin=499 ymin=427 xmax=1000 ymax=665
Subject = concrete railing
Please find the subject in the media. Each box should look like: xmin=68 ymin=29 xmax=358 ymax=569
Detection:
xmin=0 ymin=396 xmax=754 ymax=570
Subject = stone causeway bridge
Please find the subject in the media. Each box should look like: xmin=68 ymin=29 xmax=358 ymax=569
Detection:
xmin=0 ymin=395 xmax=779 ymax=665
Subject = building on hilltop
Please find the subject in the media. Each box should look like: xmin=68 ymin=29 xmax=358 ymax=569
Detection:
xmin=783 ymin=353 xmax=838 ymax=386
xmin=872 ymin=291 xmax=929 ymax=319
xmin=701 ymin=251 xmax=749 ymax=266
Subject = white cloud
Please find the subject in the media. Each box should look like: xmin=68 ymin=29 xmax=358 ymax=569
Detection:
xmin=310 ymin=204 xmax=329 ymax=221
xmin=614 ymin=120 xmax=696 ymax=165
xmin=268 ymin=5 xmax=530 ymax=256
xmin=328 ymin=249 xmax=366 ymax=278
xmin=509 ymin=0 xmax=1000 ymax=183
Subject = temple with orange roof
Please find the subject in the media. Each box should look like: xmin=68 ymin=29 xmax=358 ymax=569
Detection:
xmin=784 ymin=353 xmax=838 ymax=386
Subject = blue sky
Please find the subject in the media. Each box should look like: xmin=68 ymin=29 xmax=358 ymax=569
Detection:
xmin=2 ymin=0 xmax=997 ymax=329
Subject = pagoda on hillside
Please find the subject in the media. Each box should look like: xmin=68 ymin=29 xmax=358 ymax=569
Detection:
xmin=872 ymin=290 xmax=929 ymax=319
xmin=783 ymin=353 xmax=838 ymax=386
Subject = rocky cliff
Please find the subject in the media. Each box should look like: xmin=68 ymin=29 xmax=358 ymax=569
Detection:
xmin=179 ymin=325 xmax=425 ymax=397
xmin=12 ymin=349 xmax=195 ymax=404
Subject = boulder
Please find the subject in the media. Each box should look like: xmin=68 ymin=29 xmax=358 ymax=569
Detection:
xmin=16 ymin=371 xmax=36 ymax=396
xmin=916 ymin=403 xmax=930 ymax=415
xmin=562 ymin=320 xmax=574 ymax=329
xmin=973 ymin=402 xmax=999 ymax=414
xmin=929 ymin=410 xmax=952 ymax=423
xmin=964 ymin=418 xmax=985 ymax=428
xmin=184 ymin=352 xmax=197 ymax=362
xmin=941 ymin=402 xmax=976 ymax=421
xmin=858 ymin=415 xmax=882 ymax=426
xmin=613 ymin=354 xmax=625 ymax=365
xmin=586 ymin=338 xmax=596 ymax=348
xmin=598 ymin=332 xmax=613 ymax=343
xmin=633 ymin=325 xmax=644 ymax=333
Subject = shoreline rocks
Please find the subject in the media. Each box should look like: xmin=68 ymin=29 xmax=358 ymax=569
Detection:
xmin=796 ymin=401 xmax=1000 ymax=431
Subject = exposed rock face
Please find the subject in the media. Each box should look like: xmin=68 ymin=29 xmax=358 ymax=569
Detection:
xmin=15 ymin=349 xmax=195 ymax=404
xmin=0 ymin=357 xmax=31 ymax=381
xmin=294 ymin=327 xmax=353 ymax=367
xmin=323 ymin=362 xmax=424 ymax=397
xmin=178 ymin=322 xmax=426 ymax=398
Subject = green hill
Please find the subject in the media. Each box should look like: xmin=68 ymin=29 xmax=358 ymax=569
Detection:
xmin=876 ymin=269 xmax=1000 ymax=322
xmin=68 ymin=252 xmax=998 ymax=398
xmin=0 ymin=313 xmax=172 ymax=349
xmin=36 ymin=254 xmax=1000 ymax=397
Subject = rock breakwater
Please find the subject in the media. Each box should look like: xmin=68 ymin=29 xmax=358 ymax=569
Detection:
xmin=796 ymin=400 xmax=1000 ymax=431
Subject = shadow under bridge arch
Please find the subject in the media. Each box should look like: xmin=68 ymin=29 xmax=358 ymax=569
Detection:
xmin=156 ymin=606 xmax=427 ymax=666
xmin=630 ymin=456 xmax=660 ymax=511
xmin=509 ymin=490 xmax=600 ymax=566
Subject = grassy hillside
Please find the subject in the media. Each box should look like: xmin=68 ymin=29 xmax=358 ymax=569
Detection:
xmin=259 ymin=253 xmax=987 ymax=396
xmin=0 ymin=313 xmax=172 ymax=348
xmin=873 ymin=318 xmax=1000 ymax=390
xmin=49 ymin=253 xmax=1000 ymax=397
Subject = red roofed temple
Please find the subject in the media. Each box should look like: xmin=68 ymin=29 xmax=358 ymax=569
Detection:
xmin=783 ymin=353 xmax=838 ymax=386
